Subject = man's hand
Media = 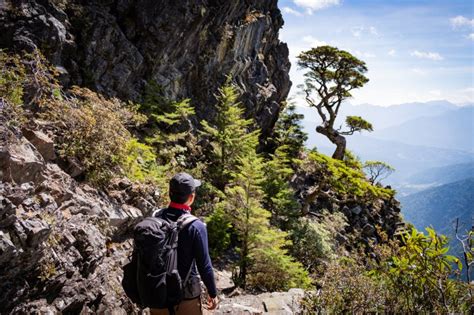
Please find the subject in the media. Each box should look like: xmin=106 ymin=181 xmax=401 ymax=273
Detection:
xmin=206 ymin=295 xmax=218 ymax=310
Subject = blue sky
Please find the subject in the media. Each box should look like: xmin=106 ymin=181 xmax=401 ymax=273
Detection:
xmin=279 ymin=0 xmax=474 ymax=106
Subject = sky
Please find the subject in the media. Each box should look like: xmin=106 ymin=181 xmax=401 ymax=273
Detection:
xmin=279 ymin=0 xmax=474 ymax=106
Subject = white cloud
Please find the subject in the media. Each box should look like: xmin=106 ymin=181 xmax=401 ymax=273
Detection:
xmin=282 ymin=7 xmax=303 ymax=17
xmin=302 ymin=35 xmax=327 ymax=47
xmin=429 ymin=89 xmax=441 ymax=96
xmin=468 ymin=33 xmax=474 ymax=41
xmin=450 ymin=15 xmax=474 ymax=29
xmin=351 ymin=26 xmax=378 ymax=37
xmin=293 ymin=0 xmax=340 ymax=14
xmin=351 ymin=27 xmax=363 ymax=37
xmin=411 ymin=50 xmax=443 ymax=61
xmin=388 ymin=49 xmax=396 ymax=56
xmin=354 ymin=50 xmax=376 ymax=59
xmin=369 ymin=26 xmax=378 ymax=36
xmin=411 ymin=68 xmax=427 ymax=75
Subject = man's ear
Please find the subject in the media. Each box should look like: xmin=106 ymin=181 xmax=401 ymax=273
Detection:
xmin=187 ymin=192 xmax=196 ymax=205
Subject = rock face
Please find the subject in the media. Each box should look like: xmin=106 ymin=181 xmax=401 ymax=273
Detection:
xmin=0 ymin=0 xmax=291 ymax=140
xmin=0 ymin=117 xmax=160 ymax=314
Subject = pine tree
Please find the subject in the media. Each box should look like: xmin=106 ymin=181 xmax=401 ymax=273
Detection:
xmin=141 ymin=81 xmax=196 ymax=167
xmin=270 ymin=101 xmax=308 ymax=163
xmin=200 ymin=82 xmax=258 ymax=189
xmin=262 ymin=145 xmax=300 ymax=230
xmin=219 ymin=149 xmax=310 ymax=290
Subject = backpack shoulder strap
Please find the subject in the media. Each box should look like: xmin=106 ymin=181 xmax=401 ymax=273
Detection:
xmin=177 ymin=213 xmax=199 ymax=231
xmin=151 ymin=208 xmax=165 ymax=218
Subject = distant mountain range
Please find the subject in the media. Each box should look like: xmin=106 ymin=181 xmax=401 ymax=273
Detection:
xmin=400 ymin=177 xmax=473 ymax=236
xmin=406 ymin=162 xmax=474 ymax=186
xmin=371 ymin=106 xmax=474 ymax=153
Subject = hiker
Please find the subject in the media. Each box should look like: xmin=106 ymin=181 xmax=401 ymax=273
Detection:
xmin=149 ymin=172 xmax=218 ymax=314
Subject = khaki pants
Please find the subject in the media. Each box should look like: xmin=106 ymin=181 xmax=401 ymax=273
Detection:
xmin=149 ymin=297 xmax=202 ymax=315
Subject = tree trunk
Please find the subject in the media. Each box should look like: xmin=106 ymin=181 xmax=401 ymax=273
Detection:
xmin=316 ymin=125 xmax=347 ymax=160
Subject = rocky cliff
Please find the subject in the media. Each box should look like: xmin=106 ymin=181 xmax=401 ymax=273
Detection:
xmin=0 ymin=0 xmax=290 ymax=140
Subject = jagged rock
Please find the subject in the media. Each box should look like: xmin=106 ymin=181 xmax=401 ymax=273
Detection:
xmin=20 ymin=218 xmax=50 ymax=247
xmin=0 ymin=137 xmax=44 ymax=184
xmin=0 ymin=231 xmax=17 ymax=264
xmin=22 ymin=128 xmax=56 ymax=161
xmin=0 ymin=121 xmax=160 ymax=313
xmin=0 ymin=0 xmax=290 ymax=143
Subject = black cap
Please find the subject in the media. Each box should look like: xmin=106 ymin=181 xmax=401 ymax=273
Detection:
xmin=169 ymin=172 xmax=201 ymax=198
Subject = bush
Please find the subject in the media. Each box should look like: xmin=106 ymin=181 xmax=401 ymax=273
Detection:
xmin=120 ymin=139 xmax=167 ymax=187
xmin=248 ymin=227 xmax=312 ymax=291
xmin=304 ymin=151 xmax=394 ymax=200
xmin=290 ymin=218 xmax=334 ymax=271
xmin=301 ymin=228 xmax=473 ymax=314
xmin=43 ymin=86 xmax=146 ymax=185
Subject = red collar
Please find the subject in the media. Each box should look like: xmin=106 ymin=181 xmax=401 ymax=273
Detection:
xmin=169 ymin=201 xmax=191 ymax=212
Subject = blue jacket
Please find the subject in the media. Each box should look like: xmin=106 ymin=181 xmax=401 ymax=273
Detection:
xmin=160 ymin=206 xmax=217 ymax=298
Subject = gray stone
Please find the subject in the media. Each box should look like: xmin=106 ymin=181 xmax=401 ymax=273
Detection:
xmin=22 ymin=129 xmax=56 ymax=161
xmin=362 ymin=223 xmax=376 ymax=237
xmin=351 ymin=206 xmax=362 ymax=215
xmin=0 ymin=231 xmax=17 ymax=264
xmin=20 ymin=219 xmax=51 ymax=247
xmin=0 ymin=137 xmax=44 ymax=184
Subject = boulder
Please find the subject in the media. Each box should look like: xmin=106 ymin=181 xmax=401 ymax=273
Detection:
xmin=0 ymin=137 xmax=44 ymax=184
xmin=22 ymin=129 xmax=56 ymax=161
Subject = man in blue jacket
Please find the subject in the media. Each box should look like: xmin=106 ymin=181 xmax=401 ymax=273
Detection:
xmin=150 ymin=172 xmax=218 ymax=315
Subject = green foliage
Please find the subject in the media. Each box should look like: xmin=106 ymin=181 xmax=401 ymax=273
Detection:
xmin=262 ymin=146 xmax=300 ymax=229
xmin=289 ymin=211 xmax=347 ymax=272
xmin=0 ymin=51 xmax=25 ymax=106
xmin=0 ymin=50 xmax=60 ymax=127
xmin=302 ymin=227 xmax=473 ymax=313
xmin=219 ymin=150 xmax=311 ymax=290
xmin=248 ymin=226 xmax=312 ymax=291
xmin=302 ymin=255 xmax=387 ymax=314
xmin=363 ymin=160 xmax=395 ymax=184
xmin=269 ymin=101 xmax=308 ymax=161
xmin=120 ymin=139 xmax=167 ymax=187
xmin=141 ymin=80 xmax=170 ymax=114
xmin=142 ymin=82 xmax=196 ymax=167
xmin=297 ymin=46 xmax=369 ymax=99
xmin=290 ymin=218 xmax=333 ymax=270
xmin=343 ymin=149 xmax=363 ymax=170
xmin=382 ymin=227 xmax=470 ymax=313
xmin=200 ymin=82 xmax=259 ymax=189
xmin=43 ymin=86 xmax=146 ymax=185
xmin=304 ymin=151 xmax=394 ymax=200
xmin=345 ymin=115 xmax=373 ymax=133
xmin=205 ymin=204 xmax=232 ymax=257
